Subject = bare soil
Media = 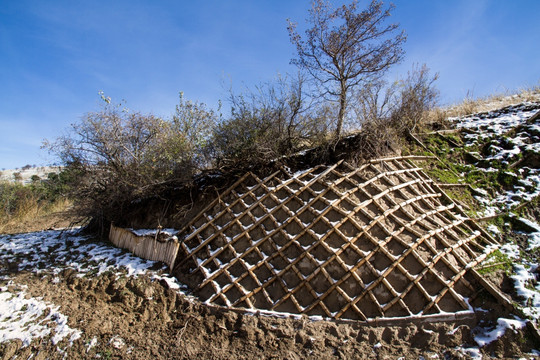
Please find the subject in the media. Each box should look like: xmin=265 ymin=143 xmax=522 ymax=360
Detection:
xmin=1 ymin=205 xmax=540 ymax=359
xmin=1 ymin=263 xmax=539 ymax=359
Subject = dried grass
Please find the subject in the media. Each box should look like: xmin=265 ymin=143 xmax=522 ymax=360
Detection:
xmin=0 ymin=197 xmax=72 ymax=234
xmin=431 ymin=85 xmax=540 ymax=121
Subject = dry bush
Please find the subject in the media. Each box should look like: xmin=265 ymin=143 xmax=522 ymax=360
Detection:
xmin=44 ymin=95 xmax=217 ymax=229
xmin=388 ymin=64 xmax=439 ymax=134
xmin=348 ymin=64 xmax=439 ymax=153
xmin=444 ymin=84 xmax=540 ymax=118
xmin=424 ymin=107 xmax=451 ymax=129
xmin=0 ymin=198 xmax=72 ymax=234
xmin=0 ymin=181 xmax=71 ymax=233
xmin=211 ymin=75 xmax=329 ymax=172
xmin=45 ymin=85 xmax=334 ymax=230
xmin=0 ymin=182 xmax=36 ymax=219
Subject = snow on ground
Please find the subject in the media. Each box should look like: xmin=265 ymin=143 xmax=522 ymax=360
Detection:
xmin=474 ymin=317 xmax=527 ymax=347
xmin=0 ymin=229 xmax=185 ymax=348
xmin=512 ymin=264 xmax=540 ymax=319
xmin=518 ymin=218 xmax=540 ymax=250
xmin=451 ymin=103 xmax=538 ymax=137
xmin=449 ymin=101 xmax=540 ymax=356
xmin=451 ymin=102 xmax=540 ymax=214
xmin=0 ymin=283 xmax=81 ymax=346
xmin=0 ymin=229 xmax=185 ymax=283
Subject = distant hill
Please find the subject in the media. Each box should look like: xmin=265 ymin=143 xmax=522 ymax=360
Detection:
xmin=0 ymin=165 xmax=63 ymax=185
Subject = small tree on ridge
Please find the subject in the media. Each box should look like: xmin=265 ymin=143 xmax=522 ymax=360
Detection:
xmin=287 ymin=0 xmax=406 ymax=137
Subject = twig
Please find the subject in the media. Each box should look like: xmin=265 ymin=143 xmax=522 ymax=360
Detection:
xmin=176 ymin=318 xmax=191 ymax=344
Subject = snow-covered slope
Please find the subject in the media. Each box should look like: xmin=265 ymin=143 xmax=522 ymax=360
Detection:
xmin=451 ymin=102 xmax=540 ymax=214
xmin=449 ymin=101 xmax=540 ymax=356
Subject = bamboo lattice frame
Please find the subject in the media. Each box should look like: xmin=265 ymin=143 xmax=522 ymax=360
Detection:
xmin=172 ymin=156 xmax=497 ymax=321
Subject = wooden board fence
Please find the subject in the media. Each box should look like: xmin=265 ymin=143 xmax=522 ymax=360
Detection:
xmin=109 ymin=225 xmax=180 ymax=270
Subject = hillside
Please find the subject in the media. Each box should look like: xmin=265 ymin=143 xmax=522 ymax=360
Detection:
xmin=0 ymin=166 xmax=63 ymax=185
xmin=406 ymin=97 xmax=540 ymax=328
xmin=2 ymin=94 xmax=540 ymax=359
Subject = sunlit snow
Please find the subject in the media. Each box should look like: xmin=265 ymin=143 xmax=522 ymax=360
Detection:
xmin=0 ymin=286 xmax=81 ymax=347
xmin=452 ymin=101 xmax=540 ymax=351
xmin=0 ymin=229 xmax=186 ymax=348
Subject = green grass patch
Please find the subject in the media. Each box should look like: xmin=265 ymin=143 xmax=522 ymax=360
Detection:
xmin=443 ymin=187 xmax=481 ymax=217
xmin=486 ymin=215 xmax=507 ymax=230
xmin=477 ymin=249 xmax=513 ymax=275
xmin=444 ymin=133 xmax=463 ymax=145
xmin=463 ymin=169 xmax=503 ymax=191
xmin=426 ymin=167 xmax=460 ymax=184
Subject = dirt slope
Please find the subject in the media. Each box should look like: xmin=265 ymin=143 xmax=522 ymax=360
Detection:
xmin=2 ymin=268 xmax=533 ymax=360
xmin=0 ymin=230 xmax=538 ymax=360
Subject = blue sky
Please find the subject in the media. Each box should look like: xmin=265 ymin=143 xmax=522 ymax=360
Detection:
xmin=1 ymin=0 xmax=539 ymax=169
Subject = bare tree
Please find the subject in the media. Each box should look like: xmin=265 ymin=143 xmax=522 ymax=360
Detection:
xmin=288 ymin=0 xmax=406 ymax=137
xmin=43 ymin=94 xmax=217 ymax=224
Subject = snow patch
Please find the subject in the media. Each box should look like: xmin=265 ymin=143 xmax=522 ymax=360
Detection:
xmin=457 ymin=346 xmax=482 ymax=359
xmin=499 ymin=243 xmax=520 ymax=260
xmin=0 ymin=288 xmax=81 ymax=347
xmin=486 ymin=224 xmax=500 ymax=234
xmin=86 ymin=337 xmax=98 ymax=353
xmin=511 ymin=265 xmax=540 ymax=319
xmin=130 ymin=228 xmax=178 ymax=237
xmin=474 ymin=318 xmax=526 ymax=347
xmin=109 ymin=335 xmax=125 ymax=349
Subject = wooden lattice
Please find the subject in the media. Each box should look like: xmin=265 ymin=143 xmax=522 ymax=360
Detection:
xmin=172 ymin=156 xmax=497 ymax=321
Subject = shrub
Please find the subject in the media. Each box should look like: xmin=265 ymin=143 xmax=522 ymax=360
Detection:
xmin=349 ymin=64 xmax=439 ymax=156
xmin=388 ymin=63 xmax=439 ymax=134
xmin=0 ymin=182 xmax=32 ymax=218
xmin=13 ymin=172 xmax=22 ymax=182
xmin=0 ymin=176 xmax=72 ymax=233
xmin=44 ymin=94 xmax=217 ymax=227
xmin=211 ymin=75 xmax=329 ymax=171
xmin=0 ymin=183 xmax=41 ymax=223
xmin=43 ymin=65 xmax=440 ymax=230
